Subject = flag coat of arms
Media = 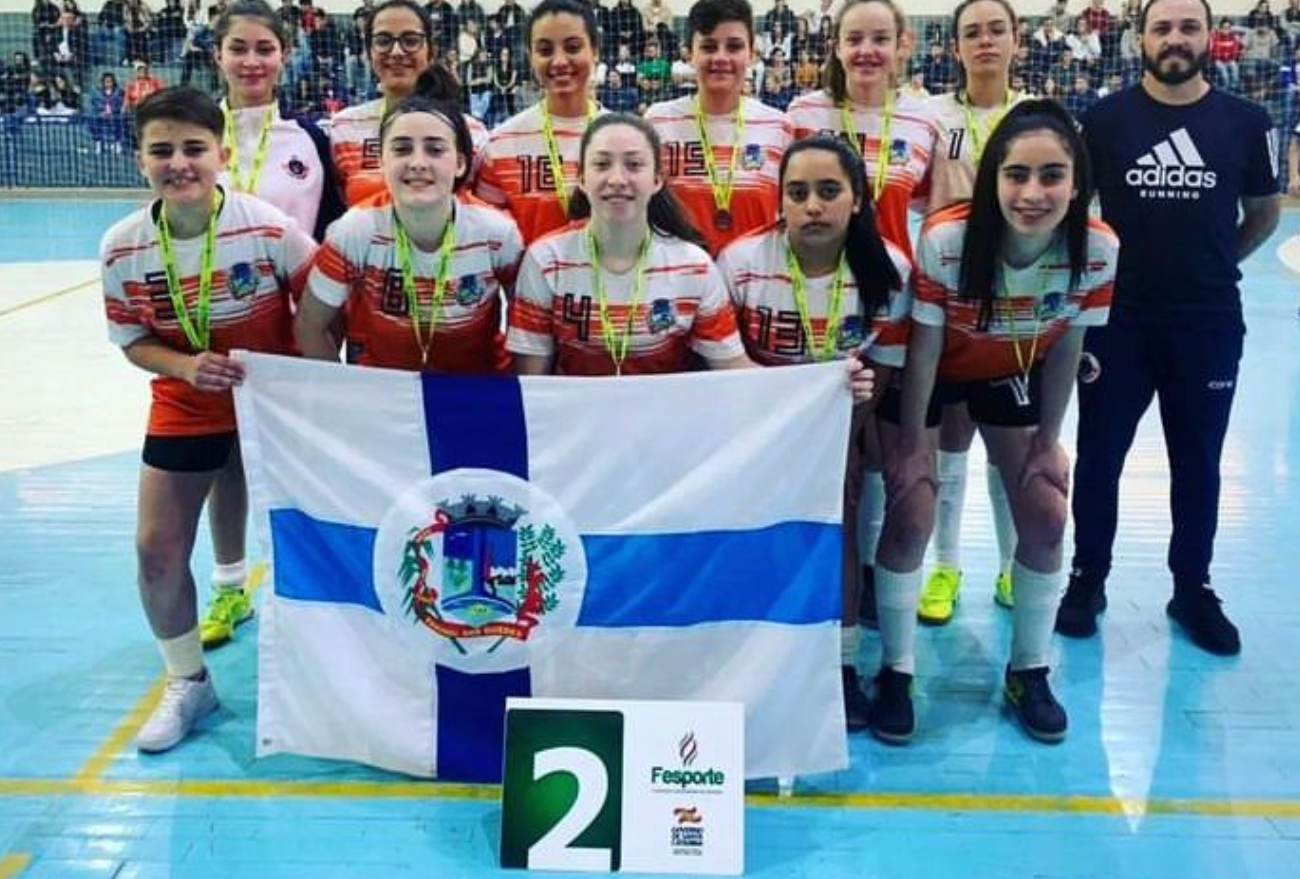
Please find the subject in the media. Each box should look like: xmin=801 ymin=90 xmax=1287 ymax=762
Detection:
xmin=235 ymin=353 xmax=851 ymax=782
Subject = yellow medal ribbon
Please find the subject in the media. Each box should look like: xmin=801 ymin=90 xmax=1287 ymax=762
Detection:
xmin=392 ymin=207 xmax=458 ymax=366
xmin=695 ymin=94 xmax=747 ymax=215
xmin=787 ymin=241 xmax=847 ymax=363
xmin=588 ymin=226 xmax=652 ymax=376
xmin=539 ymin=100 xmax=597 ymax=217
xmin=155 ymin=189 xmax=224 ymax=352
xmin=961 ymin=89 xmax=1014 ymax=165
xmin=222 ymin=102 xmax=275 ymax=194
xmin=840 ymin=89 xmax=895 ymax=204
xmin=999 ymin=260 xmax=1047 ymax=380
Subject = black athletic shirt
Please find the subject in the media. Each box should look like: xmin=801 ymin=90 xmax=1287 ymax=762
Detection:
xmin=1080 ymin=84 xmax=1277 ymax=316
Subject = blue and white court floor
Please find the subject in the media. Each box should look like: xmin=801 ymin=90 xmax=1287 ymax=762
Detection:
xmin=2 ymin=198 xmax=1299 ymax=879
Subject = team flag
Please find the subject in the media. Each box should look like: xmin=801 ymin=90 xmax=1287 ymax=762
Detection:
xmin=234 ymin=353 xmax=851 ymax=782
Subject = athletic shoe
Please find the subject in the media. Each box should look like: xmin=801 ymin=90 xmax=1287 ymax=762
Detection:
xmin=1054 ymin=569 xmax=1107 ymax=638
xmin=994 ymin=569 xmax=1015 ymax=608
xmin=1167 ymin=585 xmax=1241 ymax=656
xmin=858 ymin=564 xmax=877 ymax=630
xmin=1004 ymin=666 xmax=1068 ymax=744
xmin=917 ymin=565 xmax=962 ymax=625
xmin=842 ymin=666 xmax=871 ymax=732
xmin=136 ymin=673 xmax=219 ymax=753
xmin=200 ymin=588 xmax=254 ymax=648
xmin=866 ymin=667 xmax=914 ymax=745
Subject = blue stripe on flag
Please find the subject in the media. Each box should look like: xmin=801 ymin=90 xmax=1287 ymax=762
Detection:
xmin=578 ymin=521 xmax=842 ymax=626
xmin=271 ymin=511 xmax=840 ymax=625
xmin=435 ymin=664 xmax=530 ymax=782
xmin=270 ymin=509 xmax=381 ymax=611
xmin=421 ymin=375 xmax=528 ymax=478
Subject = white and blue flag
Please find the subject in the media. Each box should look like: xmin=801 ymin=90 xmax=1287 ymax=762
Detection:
xmin=235 ymin=353 xmax=851 ymax=782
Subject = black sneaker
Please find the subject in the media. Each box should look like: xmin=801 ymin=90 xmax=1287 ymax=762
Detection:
xmin=866 ymin=667 xmax=914 ymax=745
xmin=858 ymin=564 xmax=877 ymax=630
xmin=1004 ymin=666 xmax=1068 ymax=744
xmin=1167 ymin=585 xmax=1241 ymax=656
xmin=1054 ymin=569 xmax=1107 ymax=638
xmin=842 ymin=666 xmax=871 ymax=732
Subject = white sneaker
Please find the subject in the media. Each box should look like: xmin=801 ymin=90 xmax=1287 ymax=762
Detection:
xmin=136 ymin=674 xmax=219 ymax=753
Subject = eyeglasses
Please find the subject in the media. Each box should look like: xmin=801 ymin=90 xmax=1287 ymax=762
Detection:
xmin=371 ymin=31 xmax=427 ymax=53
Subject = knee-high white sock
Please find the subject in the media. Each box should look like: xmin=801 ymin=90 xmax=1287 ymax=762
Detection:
xmin=876 ymin=564 xmax=923 ymax=674
xmin=157 ymin=627 xmax=205 ymax=679
xmin=212 ymin=559 xmax=247 ymax=592
xmin=860 ymin=471 xmax=885 ymax=566
xmin=840 ymin=625 xmax=862 ymax=667
xmin=986 ymin=465 xmax=1017 ymax=574
xmin=1009 ymin=561 xmax=1063 ymax=671
xmin=934 ymin=451 xmax=968 ymax=567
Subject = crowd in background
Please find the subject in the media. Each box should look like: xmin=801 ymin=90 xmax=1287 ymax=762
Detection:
xmin=3 ymin=0 xmax=1300 ymax=169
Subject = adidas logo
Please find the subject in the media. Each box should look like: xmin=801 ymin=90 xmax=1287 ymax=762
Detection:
xmin=1125 ymin=128 xmax=1218 ymax=191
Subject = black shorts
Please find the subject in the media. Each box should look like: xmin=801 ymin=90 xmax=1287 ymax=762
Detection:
xmin=142 ymin=432 xmax=238 ymax=473
xmin=876 ymin=363 xmax=1043 ymax=429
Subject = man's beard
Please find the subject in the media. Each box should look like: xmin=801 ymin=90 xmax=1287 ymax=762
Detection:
xmin=1142 ymin=44 xmax=1208 ymax=85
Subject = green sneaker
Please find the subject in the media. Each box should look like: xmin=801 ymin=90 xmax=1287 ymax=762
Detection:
xmin=994 ymin=569 xmax=1015 ymax=608
xmin=918 ymin=565 xmax=962 ymax=626
xmin=200 ymin=588 xmax=254 ymax=648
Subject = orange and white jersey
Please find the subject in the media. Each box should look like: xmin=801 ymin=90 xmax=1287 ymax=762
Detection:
xmin=474 ymin=102 xmax=604 ymax=247
xmin=308 ymin=201 xmax=524 ymax=373
xmin=101 ymin=189 xmax=317 ymax=436
xmin=643 ymin=95 xmax=792 ymax=256
xmin=329 ymin=97 xmax=490 ymax=207
xmin=919 ymin=90 xmax=1027 ymax=214
xmin=912 ymin=204 xmax=1117 ymax=383
xmin=717 ymin=222 xmax=912 ymax=368
xmin=787 ymin=89 xmax=938 ymax=258
xmin=507 ymin=224 xmax=746 ymax=375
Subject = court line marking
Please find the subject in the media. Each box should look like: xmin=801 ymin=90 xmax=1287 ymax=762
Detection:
xmin=0 ymin=278 xmax=99 ymax=319
xmin=69 ymin=562 xmax=269 ymax=784
xmin=1 ymin=776 xmax=1299 ymax=818
xmin=0 ymin=853 xmax=32 ymax=879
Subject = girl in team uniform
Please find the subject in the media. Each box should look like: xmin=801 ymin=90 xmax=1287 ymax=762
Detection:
xmin=196 ymin=0 xmax=346 ymax=649
xmin=507 ymin=113 xmax=749 ymax=375
xmin=101 ymin=88 xmax=317 ymax=753
xmin=717 ymin=135 xmax=909 ymax=730
xmin=331 ymin=0 xmax=488 ymax=207
xmin=787 ymin=0 xmax=938 ymax=633
xmin=474 ymin=0 xmax=604 ymax=247
xmin=644 ymin=0 xmax=792 ymax=256
xmin=915 ymin=0 xmax=1026 ymax=627
xmin=296 ymin=96 xmax=524 ymax=373
xmin=787 ymin=0 xmax=937 ymax=258
xmin=869 ymin=100 xmax=1117 ymax=746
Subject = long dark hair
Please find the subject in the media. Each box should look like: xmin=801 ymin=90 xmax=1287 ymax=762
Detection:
xmin=569 ymin=113 xmax=704 ymax=249
xmin=379 ymin=92 xmax=474 ymax=189
xmin=958 ymin=99 xmax=1092 ymax=330
xmin=952 ymin=0 xmax=1017 ymax=93
xmin=822 ymin=0 xmax=906 ymax=103
xmin=778 ymin=135 xmax=901 ymax=323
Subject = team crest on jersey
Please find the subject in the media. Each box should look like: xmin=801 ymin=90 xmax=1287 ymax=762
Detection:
xmin=227 ymin=262 xmax=259 ymax=299
xmin=647 ymin=298 xmax=675 ymax=333
xmin=888 ymin=138 xmax=909 ymax=165
xmin=455 ymin=274 xmax=483 ymax=306
xmin=373 ymin=469 xmax=588 ymax=671
xmin=742 ymin=143 xmax=764 ymax=171
xmin=1035 ymin=292 xmax=1066 ymax=319
xmin=839 ymin=315 xmax=864 ymax=349
xmin=285 ymin=156 xmax=309 ymax=180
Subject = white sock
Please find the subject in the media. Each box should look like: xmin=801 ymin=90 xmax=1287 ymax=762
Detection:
xmin=1009 ymin=561 xmax=1062 ymax=671
xmin=934 ymin=451 xmax=968 ymax=568
xmin=212 ymin=559 xmax=247 ymax=591
xmin=157 ymin=627 xmax=205 ymax=679
xmin=860 ymin=471 xmax=885 ymax=566
xmin=986 ymin=465 xmax=1018 ymax=574
xmin=840 ymin=625 xmax=862 ymax=667
xmin=876 ymin=564 xmax=922 ymax=675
